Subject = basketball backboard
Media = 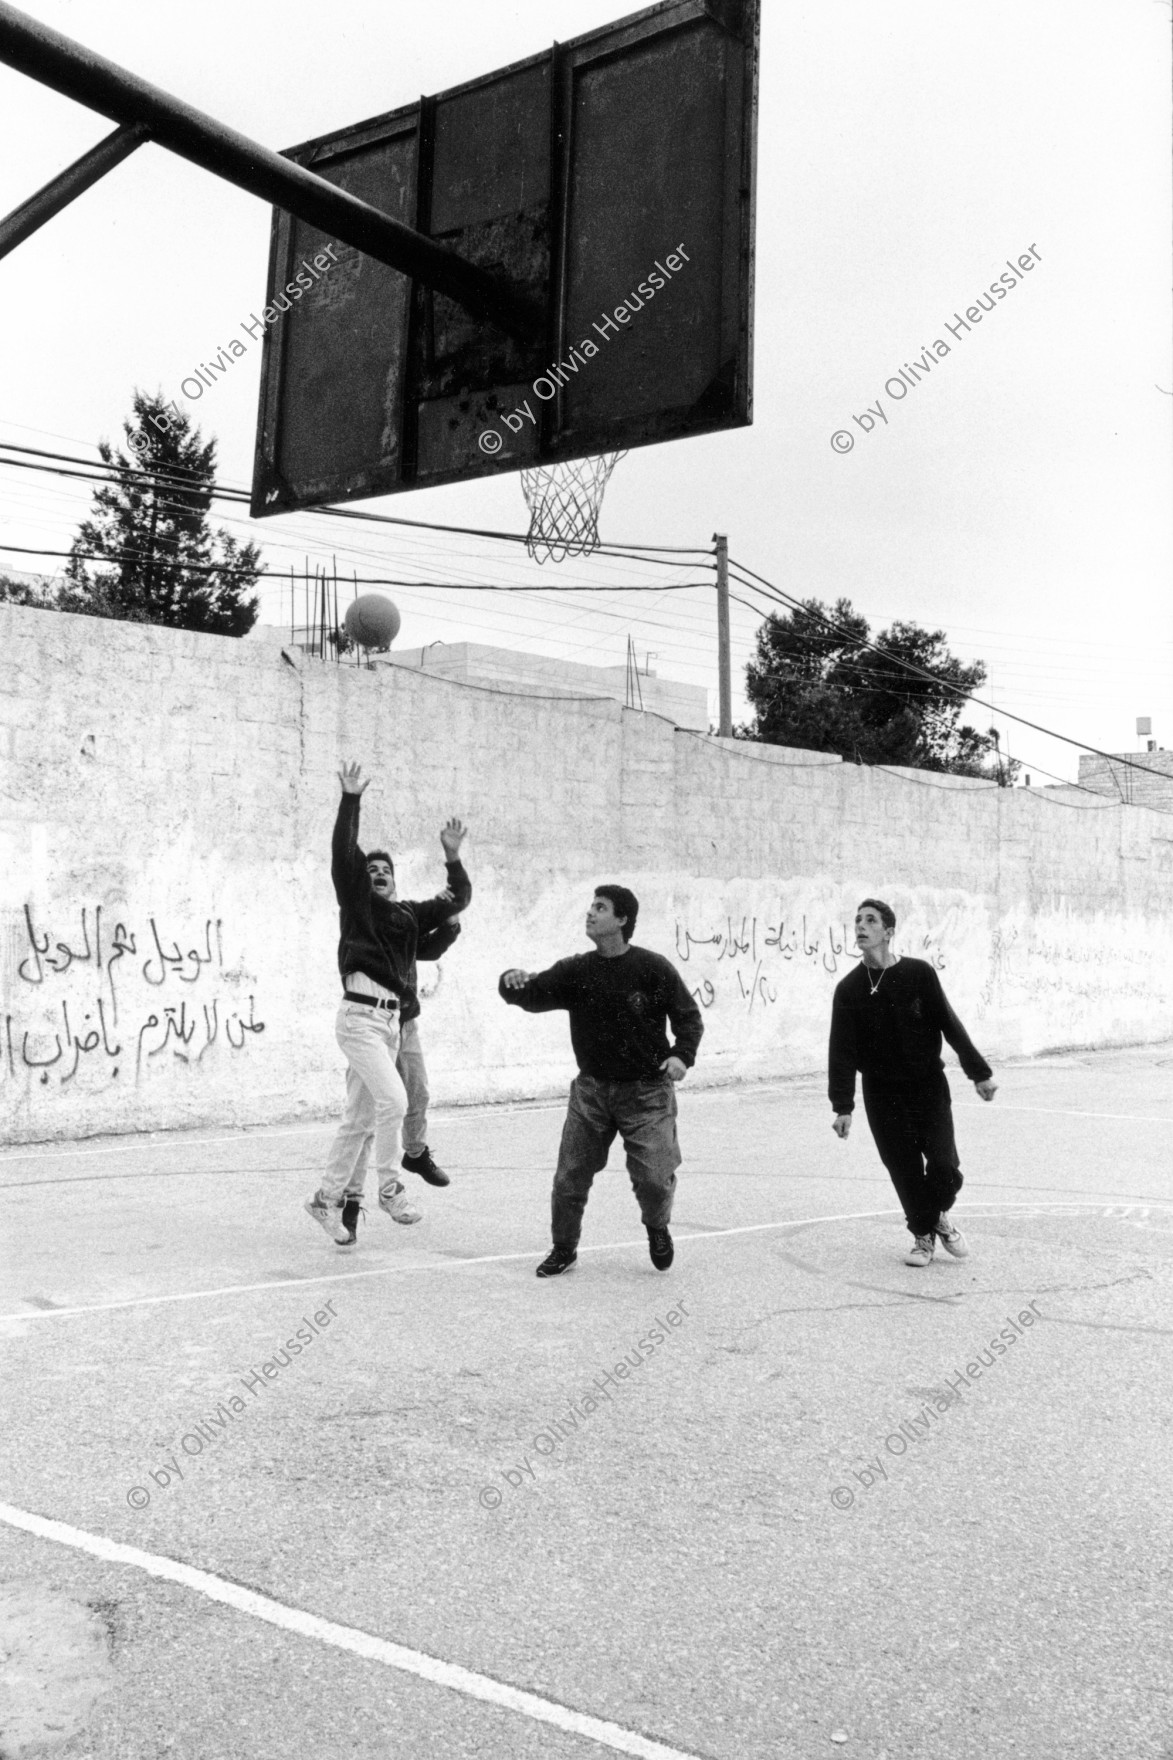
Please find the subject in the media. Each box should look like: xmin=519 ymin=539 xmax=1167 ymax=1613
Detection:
xmin=250 ymin=0 xmax=757 ymax=518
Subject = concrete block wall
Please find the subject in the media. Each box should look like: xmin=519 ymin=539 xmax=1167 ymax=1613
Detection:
xmin=2 ymin=600 xmax=1171 ymax=1145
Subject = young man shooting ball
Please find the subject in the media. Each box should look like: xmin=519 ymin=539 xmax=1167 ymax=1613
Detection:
xmin=304 ymin=762 xmax=470 ymax=1242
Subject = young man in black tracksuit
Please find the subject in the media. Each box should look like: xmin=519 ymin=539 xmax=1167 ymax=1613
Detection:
xmin=499 ymin=884 xmax=703 ymax=1278
xmin=304 ymin=762 xmax=471 ymax=1243
xmin=829 ymin=897 xmax=997 ymax=1267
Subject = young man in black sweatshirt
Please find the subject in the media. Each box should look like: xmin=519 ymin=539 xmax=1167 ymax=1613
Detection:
xmin=828 ymin=898 xmax=997 ymax=1267
xmin=305 ymin=762 xmax=471 ymax=1243
xmin=499 ymin=885 xmax=703 ymax=1278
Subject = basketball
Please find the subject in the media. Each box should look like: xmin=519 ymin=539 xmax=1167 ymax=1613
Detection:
xmin=344 ymin=593 xmax=401 ymax=651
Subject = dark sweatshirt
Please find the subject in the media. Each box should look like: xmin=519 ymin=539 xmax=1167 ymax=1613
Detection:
xmin=332 ymin=792 xmax=471 ymax=1022
xmin=498 ymin=945 xmax=703 ymax=1082
xmin=828 ymin=956 xmax=992 ymax=1113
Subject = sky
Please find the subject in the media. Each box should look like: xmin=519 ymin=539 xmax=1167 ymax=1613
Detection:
xmin=1 ymin=0 xmax=1170 ymax=783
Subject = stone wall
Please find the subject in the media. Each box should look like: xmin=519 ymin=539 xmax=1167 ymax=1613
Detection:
xmin=3 ymin=601 xmax=1171 ymax=1144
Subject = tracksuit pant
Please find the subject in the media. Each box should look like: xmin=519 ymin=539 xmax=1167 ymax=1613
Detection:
xmin=861 ymin=1071 xmax=964 ymax=1237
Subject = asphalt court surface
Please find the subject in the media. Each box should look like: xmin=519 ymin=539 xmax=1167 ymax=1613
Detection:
xmin=1 ymin=1045 xmax=1171 ymax=1760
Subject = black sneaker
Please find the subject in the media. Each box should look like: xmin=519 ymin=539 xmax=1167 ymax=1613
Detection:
xmin=401 ymin=1147 xmax=450 ymax=1187
xmin=536 ymin=1245 xmax=578 ymax=1278
xmin=338 ymin=1199 xmax=363 ymax=1248
xmin=647 ymin=1226 xmax=674 ymax=1270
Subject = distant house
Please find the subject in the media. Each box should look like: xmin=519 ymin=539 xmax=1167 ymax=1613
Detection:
xmin=384 ymin=641 xmax=710 ymax=731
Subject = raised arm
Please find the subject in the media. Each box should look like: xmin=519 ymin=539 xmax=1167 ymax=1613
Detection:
xmin=331 ymin=763 xmax=371 ymax=903
xmin=413 ymin=819 xmax=472 ymax=932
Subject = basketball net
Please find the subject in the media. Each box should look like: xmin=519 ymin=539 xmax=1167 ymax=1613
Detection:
xmin=520 ymin=452 xmax=627 ymax=564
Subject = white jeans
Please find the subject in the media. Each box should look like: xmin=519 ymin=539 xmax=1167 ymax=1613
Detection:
xmin=328 ymin=1016 xmax=432 ymax=1202
xmin=320 ymin=1002 xmax=407 ymax=1202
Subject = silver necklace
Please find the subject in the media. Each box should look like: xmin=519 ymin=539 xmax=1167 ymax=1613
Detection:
xmin=867 ymin=961 xmax=890 ymax=996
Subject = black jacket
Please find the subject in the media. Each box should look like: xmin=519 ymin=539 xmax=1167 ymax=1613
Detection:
xmin=828 ymin=956 xmax=992 ymax=1113
xmin=499 ymin=945 xmax=703 ymax=1082
xmin=332 ymin=792 xmax=470 ymax=1022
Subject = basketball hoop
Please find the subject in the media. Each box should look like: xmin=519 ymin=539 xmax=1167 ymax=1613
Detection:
xmin=520 ymin=452 xmax=627 ymax=564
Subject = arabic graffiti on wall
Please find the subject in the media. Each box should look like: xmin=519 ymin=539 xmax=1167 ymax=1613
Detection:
xmin=3 ymin=902 xmax=265 ymax=1092
xmin=673 ymin=907 xmax=946 ymax=1017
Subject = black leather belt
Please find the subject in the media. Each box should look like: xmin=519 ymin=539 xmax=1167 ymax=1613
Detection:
xmin=342 ymin=990 xmax=398 ymax=1012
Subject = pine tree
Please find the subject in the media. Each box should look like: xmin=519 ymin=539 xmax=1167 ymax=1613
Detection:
xmin=64 ymin=392 xmax=262 ymax=636
xmin=742 ymin=597 xmax=1015 ymax=781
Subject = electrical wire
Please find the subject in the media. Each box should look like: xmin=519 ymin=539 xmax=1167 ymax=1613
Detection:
xmin=4 ymin=429 xmax=1167 ymax=803
xmin=728 ymin=559 xmax=1173 ymax=793
xmin=0 ymin=439 xmax=710 ymax=563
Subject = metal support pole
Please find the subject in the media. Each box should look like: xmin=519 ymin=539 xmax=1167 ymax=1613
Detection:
xmin=0 ymin=1 xmax=541 ymax=344
xmin=0 ymin=121 xmax=149 ymax=261
xmin=714 ymin=532 xmax=732 ymax=738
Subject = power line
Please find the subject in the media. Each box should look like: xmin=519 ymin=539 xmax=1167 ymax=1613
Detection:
xmin=0 ymin=541 xmax=711 ymax=593
xmin=728 ymin=559 xmax=1173 ymax=791
xmin=0 ymin=439 xmax=710 ymax=563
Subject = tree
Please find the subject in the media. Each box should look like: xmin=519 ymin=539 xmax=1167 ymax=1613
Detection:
xmin=742 ymin=596 xmax=1016 ymax=781
xmin=0 ymin=571 xmax=57 ymax=607
xmin=64 ymin=391 xmax=262 ymax=636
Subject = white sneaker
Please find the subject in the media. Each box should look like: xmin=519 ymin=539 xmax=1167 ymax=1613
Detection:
xmin=935 ymin=1215 xmax=970 ymax=1258
xmin=305 ymin=1190 xmax=347 ymax=1243
xmin=378 ymin=1181 xmax=422 ymax=1225
xmin=904 ymin=1233 xmax=936 ymax=1267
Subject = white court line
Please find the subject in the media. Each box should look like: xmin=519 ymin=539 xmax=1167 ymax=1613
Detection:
xmin=0 ymin=1208 xmax=902 ymax=1325
xmin=2 ymin=1198 xmax=1169 ymax=1756
xmin=0 ymin=1501 xmax=704 ymax=1760
xmin=5 ymin=1200 xmax=1170 ymax=1329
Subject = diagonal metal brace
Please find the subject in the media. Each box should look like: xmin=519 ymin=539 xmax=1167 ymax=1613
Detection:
xmin=0 ymin=0 xmax=543 ymax=344
xmin=0 ymin=121 xmax=150 ymax=261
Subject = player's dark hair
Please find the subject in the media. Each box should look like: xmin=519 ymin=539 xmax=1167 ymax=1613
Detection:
xmin=366 ymin=850 xmax=395 ymax=874
xmin=857 ymin=896 xmax=896 ymax=931
xmin=593 ymin=884 xmax=638 ymax=942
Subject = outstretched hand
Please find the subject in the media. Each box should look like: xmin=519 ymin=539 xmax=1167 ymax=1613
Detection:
xmin=440 ymin=817 xmax=467 ymax=858
xmin=501 ymin=969 xmax=533 ymax=990
xmin=339 ymin=762 xmax=369 ymax=796
xmin=832 ymin=1114 xmax=852 ymax=1139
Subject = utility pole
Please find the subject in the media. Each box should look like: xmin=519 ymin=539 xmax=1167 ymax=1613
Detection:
xmin=714 ymin=533 xmax=732 ymax=737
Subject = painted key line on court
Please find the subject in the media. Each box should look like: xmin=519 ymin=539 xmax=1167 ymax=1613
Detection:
xmin=3 ymin=1200 xmax=1170 ymax=1330
xmin=0 ymin=1500 xmax=707 ymax=1760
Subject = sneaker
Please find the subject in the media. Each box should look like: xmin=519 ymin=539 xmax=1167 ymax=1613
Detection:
xmin=401 ymin=1147 xmax=450 ymax=1187
xmin=935 ymin=1214 xmax=969 ymax=1258
xmin=647 ymin=1225 xmax=674 ymax=1271
xmin=378 ymin=1181 xmax=422 ymax=1225
xmin=536 ymin=1245 xmax=578 ymax=1278
xmin=904 ymin=1233 xmax=936 ymax=1268
xmin=337 ymin=1198 xmax=364 ymax=1248
xmin=305 ymin=1189 xmax=347 ymax=1243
